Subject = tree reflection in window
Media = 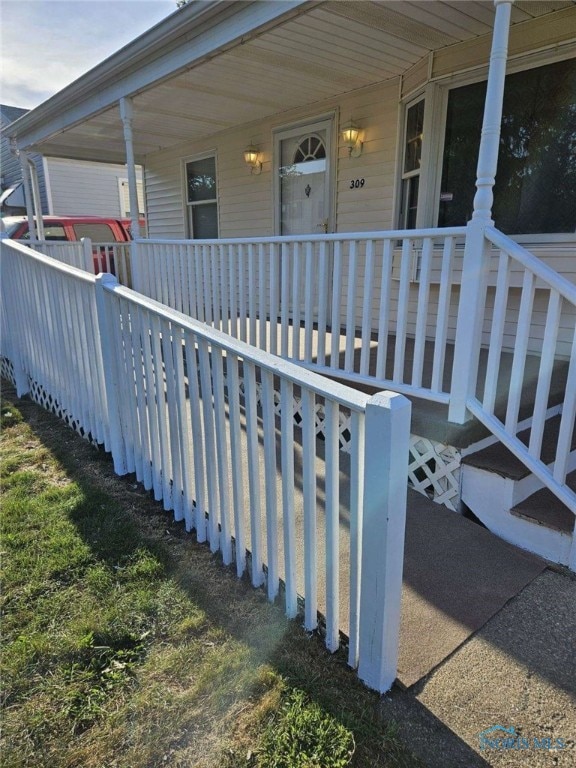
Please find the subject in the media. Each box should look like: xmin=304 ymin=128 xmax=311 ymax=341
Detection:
xmin=438 ymin=58 xmax=576 ymax=234
xmin=281 ymin=134 xmax=327 ymax=178
xmin=187 ymin=157 xmax=217 ymax=203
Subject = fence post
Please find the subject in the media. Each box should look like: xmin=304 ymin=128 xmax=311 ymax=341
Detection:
xmin=94 ymin=272 xmax=128 ymax=475
xmin=0 ymin=241 xmax=30 ymax=396
xmin=358 ymin=390 xmax=411 ymax=693
xmin=448 ymin=218 xmax=491 ymax=424
xmin=81 ymin=237 xmax=93 ymax=273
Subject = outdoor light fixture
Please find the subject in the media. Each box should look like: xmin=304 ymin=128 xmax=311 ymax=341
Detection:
xmin=244 ymin=144 xmax=262 ymax=174
xmin=341 ymin=119 xmax=363 ymax=158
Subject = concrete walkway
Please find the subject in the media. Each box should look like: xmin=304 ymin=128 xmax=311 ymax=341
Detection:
xmin=384 ymin=566 xmax=576 ymax=767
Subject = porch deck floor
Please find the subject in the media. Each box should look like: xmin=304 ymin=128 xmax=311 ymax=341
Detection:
xmin=255 ymin=320 xmax=569 ymax=448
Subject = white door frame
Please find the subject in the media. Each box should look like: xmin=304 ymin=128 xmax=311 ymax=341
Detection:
xmin=272 ymin=114 xmax=336 ymax=236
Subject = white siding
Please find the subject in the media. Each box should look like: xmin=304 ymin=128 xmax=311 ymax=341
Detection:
xmin=45 ymin=157 xmax=144 ymax=216
xmin=144 ymin=79 xmax=401 ymax=239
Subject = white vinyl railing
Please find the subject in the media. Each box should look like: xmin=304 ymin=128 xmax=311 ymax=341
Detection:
xmin=133 ymin=228 xmax=466 ymax=404
xmin=17 ymin=224 xmax=575 ymax=540
xmin=0 ymin=237 xmax=411 ymax=694
xmin=0 ymin=239 xmax=110 ymax=448
xmin=132 ymin=226 xmax=575 ymax=532
xmin=465 ymin=227 xmax=576 ymax=518
xmin=24 ymin=238 xmax=132 ymax=285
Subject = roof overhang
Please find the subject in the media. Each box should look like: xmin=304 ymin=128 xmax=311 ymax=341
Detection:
xmin=7 ymin=0 xmax=576 ymax=165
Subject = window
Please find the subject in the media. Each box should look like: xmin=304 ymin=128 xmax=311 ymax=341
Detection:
xmin=438 ymin=58 xmax=576 ymax=234
xmin=73 ymin=223 xmax=115 ymax=242
xmin=186 ymin=156 xmax=218 ymax=239
xmin=17 ymin=224 xmax=67 ymax=241
xmin=399 ymin=99 xmax=425 ymax=229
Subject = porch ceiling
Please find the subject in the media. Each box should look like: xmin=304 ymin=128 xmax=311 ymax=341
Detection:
xmin=10 ymin=0 xmax=576 ymax=165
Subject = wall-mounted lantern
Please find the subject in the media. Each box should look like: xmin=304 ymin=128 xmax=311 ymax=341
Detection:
xmin=244 ymin=143 xmax=262 ymax=174
xmin=341 ymin=120 xmax=363 ymax=158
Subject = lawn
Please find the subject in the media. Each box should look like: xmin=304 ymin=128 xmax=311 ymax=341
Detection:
xmin=0 ymin=382 xmax=423 ymax=768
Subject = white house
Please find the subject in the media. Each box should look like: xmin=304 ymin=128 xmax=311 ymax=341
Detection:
xmin=5 ymin=0 xmax=576 ymax=568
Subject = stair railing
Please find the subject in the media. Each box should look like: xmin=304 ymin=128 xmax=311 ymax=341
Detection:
xmin=453 ymin=223 xmax=576 ymax=523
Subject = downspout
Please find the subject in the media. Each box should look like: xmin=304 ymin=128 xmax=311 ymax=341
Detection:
xmin=448 ymin=0 xmax=514 ymax=424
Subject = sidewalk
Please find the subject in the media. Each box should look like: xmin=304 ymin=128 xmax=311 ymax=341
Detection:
xmin=385 ymin=566 xmax=576 ymax=767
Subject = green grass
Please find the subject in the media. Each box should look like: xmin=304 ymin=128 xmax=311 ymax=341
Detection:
xmin=0 ymin=386 xmax=424 ymax=768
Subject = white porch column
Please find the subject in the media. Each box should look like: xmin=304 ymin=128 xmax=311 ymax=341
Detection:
xmin=471 ymin=0 xmax=514 ymax=224
xmin=13 ymin=140 xmax=38 ymax=242
xmin=119 ymin=97 xmax=141 ymax=238
xmin=448 ymin=0 xmax=514 ymax=424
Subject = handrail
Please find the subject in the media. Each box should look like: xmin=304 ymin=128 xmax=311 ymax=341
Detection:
xmin=465 ymin=226 xmax=576 ymax=518
xmin=135 ymin=226 xmax=467 ymax=247
xmin=3 ymin=238 xmax=95 ymax=284
xmin=486 ymin=227 xmax=576 ymax=303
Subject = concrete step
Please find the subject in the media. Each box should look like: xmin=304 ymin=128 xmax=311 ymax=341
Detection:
xmin=460 ymin=416 xmax=576 ymax=567
xmin=461 ymin=414 xmax=574 ymax=480
xmin=511 ymin=470 xmax=576 ymax=534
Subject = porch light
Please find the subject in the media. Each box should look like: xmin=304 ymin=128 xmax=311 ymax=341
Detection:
xmin=244 ymin=144 xmax=262 ymax=174
xmin=341 ymin=120 xmax=363 ymax=158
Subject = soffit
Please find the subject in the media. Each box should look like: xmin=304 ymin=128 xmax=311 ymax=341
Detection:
xmin=24 ymin=1 xmax=576 ymax=164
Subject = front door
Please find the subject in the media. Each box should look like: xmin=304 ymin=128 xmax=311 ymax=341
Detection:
xmin=274 ymin=119 xmax=334 ymax=335
xmin=276 ymin=119 xmax=333 ymax=236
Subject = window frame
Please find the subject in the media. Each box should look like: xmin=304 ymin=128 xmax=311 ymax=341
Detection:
xmin=182 ymin=152 xmax=219 ymax=240
xmin=397 ymin=48 xmax=576 ymax=242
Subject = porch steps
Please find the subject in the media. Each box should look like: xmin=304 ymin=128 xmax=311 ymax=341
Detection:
xmin=460 ymin=415 xmax=576 ymax=566
xmin=511 ymin=470 xmax=576 ymax=534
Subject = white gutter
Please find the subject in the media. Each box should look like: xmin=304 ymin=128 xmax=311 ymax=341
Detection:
xmin=7 ymin=0 xmax=314 ymax=152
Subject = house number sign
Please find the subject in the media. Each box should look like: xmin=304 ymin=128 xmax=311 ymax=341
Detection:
xmin=350 ymin=178 xmax=365 ymax=189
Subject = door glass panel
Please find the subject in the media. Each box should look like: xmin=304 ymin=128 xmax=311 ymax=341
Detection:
xmin=279 ymin=130 xmax=327 ymax=235
xmin=438 ymin=58 xmax=576 ymax=233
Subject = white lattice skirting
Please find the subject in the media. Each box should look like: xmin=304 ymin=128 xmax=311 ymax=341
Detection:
xmin=1 ymin=356 xmax=96 ymax=444
xmin=0 ymin=356 xmax=16 ymax=387
xmin=408 ymin=436 xmax=461 ymax=511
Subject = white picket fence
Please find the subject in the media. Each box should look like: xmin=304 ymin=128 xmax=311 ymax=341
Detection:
xmin=0 ymin=237 xmax=411 ymax=693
